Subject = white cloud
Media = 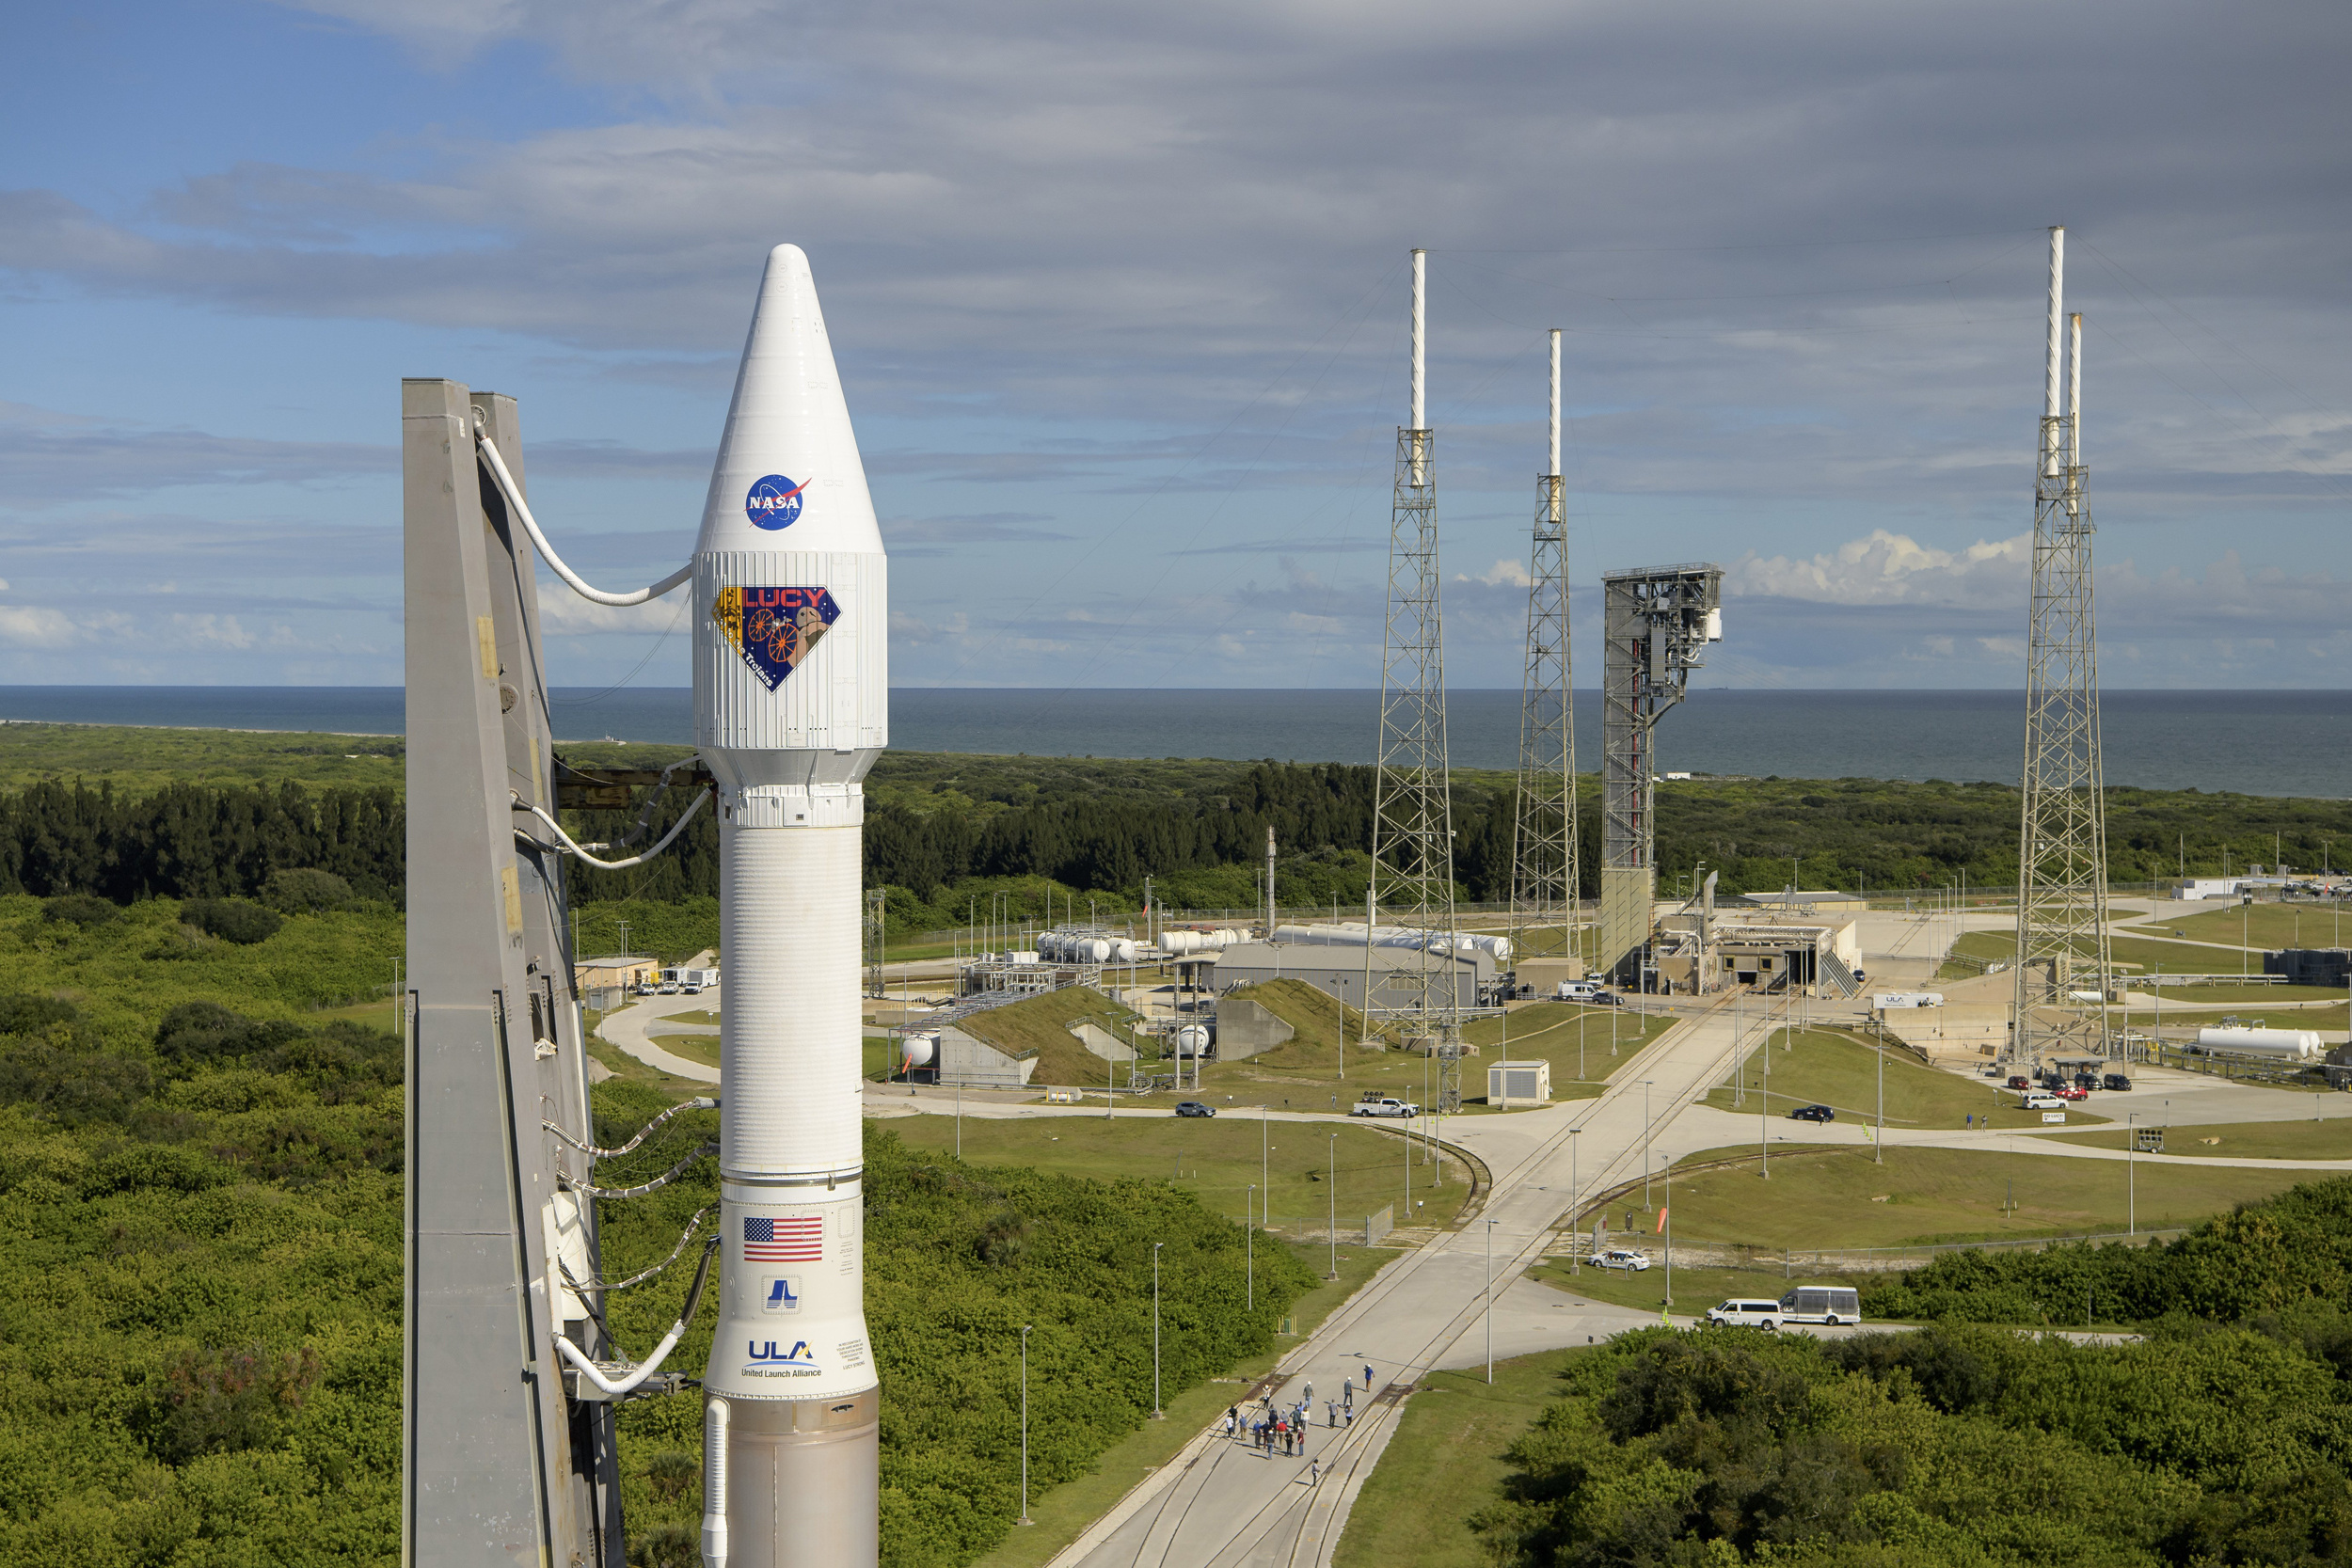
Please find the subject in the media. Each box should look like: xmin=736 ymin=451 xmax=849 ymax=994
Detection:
xmin=0 ymin=605 xmax=80 ymax=648
xmin=1460 ymin=558 xmax=1533 ymax=588
xmin=1735 ymin=530 xmax=2030 ymax=607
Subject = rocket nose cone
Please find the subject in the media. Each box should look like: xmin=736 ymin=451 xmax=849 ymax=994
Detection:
xmin=696 ymin=245 xmax=883 ymax=557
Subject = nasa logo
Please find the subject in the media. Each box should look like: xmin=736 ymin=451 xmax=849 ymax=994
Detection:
xmin=745 ymin=474 xmax=811 ymax=530
xmin=760 ymin=1275 xmax=803 ymax=1313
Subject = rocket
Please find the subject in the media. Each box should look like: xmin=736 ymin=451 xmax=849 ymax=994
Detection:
xmin=694 ymin=245 xmax=885 ymax=1568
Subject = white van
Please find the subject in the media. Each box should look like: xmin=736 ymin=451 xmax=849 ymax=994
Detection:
xmin=1556 ymin=981 xmax=1602 ymax=1002
xmin=1706 ymin=1298 xmax=1785 ymax=1329
xmin=1778 ymin=1286 xmax=1862 ymax=1325
xmin=2019 ymin=1091 xmax=2062 ymax=1110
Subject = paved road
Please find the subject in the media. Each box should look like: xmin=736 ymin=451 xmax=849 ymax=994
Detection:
xmin=596 ymin=989 xmax=721 ymax=1083
xmin=1049 ymin=998 xmax=1751 ymax=1568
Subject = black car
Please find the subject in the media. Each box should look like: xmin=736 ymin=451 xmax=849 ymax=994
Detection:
xmin=1174 ymin=1101 xmax=1216 ymax=1118
xmin=2073 ymin=1073 xmax=2099 ymax=1090
xmin=1788 ymin=1104 xmax=1836 ymax=1123
xmin=2102 ymin=1073 xmax=2134 ymax=1091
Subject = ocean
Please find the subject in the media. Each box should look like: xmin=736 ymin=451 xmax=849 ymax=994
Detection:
xmin=0 ymin=687 xmax=2344 ymax=799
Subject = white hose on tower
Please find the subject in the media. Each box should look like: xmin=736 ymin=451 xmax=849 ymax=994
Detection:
xmin=703 ymin=1396 xmax=731 ymax=1568
xmin=515 ymin=787 xmax=708 ymax=870
xmin=475 ymin=425 xmax=693 ymax=607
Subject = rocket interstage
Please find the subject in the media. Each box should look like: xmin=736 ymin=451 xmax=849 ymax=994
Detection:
xmin=695 ymin=245 xmax=885 ymax=1568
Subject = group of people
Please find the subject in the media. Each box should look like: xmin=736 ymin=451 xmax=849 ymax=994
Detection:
xmin=1225 ymin=1365 xmax=1375 ymax=1466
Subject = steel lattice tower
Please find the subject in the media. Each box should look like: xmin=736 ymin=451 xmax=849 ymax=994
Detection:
xmin=1369 ymin=248 xmax=1464 ymax=1110
xmin=2012 ymin=225 xmax=2114 ymax=1064
xmin=1510 ymin=329 xmax=1579 ymax=974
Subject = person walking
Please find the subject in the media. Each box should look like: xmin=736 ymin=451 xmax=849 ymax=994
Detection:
xmin=1326 ymin=1399 xmax=1337 ymax=1428
xmin=1343 ymin=1383 xmax=1353 ymax=1414
xmin=1362 ymin=1362 xmax=1374 ymax=1391
xmin=1309 ymin=1460 xmax=1321 ymax=1486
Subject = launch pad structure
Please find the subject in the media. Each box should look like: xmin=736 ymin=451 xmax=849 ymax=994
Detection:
xmin=1368 ymin=247 xmax=1466 ymax=1112
xmin=1596 ymin=564 xmax=1723 ymax=990
xmin=1508 ymin=328 xmax=1580 ymax=980
xmin=2010 ymin=224 xmax=2116 ymax=1064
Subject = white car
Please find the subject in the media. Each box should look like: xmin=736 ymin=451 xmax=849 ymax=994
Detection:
xmin=2019 ymin=1091 xmax=2062 ymax=1110
xmin=1707 ymin=1298 xmax=1784 ymax=1329
xmin=1351 ymin=1097 xmax=1419 ymax=1118
xmin=1588 ymin=1248 xmax=1651 ymax=1272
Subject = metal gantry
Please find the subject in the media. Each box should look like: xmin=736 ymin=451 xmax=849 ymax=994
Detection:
xmin=1510 ymin=329 xmax=1580 ymax=980
xmin=1369 ymin=248 xmax=1464 ymax=1111
xmin=2012 ymin=224 xmax=2114 ymax=1063
xmin=1597 ymin=564 xmax=1724 ymax=988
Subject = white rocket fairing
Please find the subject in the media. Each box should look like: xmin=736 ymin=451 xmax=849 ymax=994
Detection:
xmin=695 ymin=245 xmax=885 ymax=1568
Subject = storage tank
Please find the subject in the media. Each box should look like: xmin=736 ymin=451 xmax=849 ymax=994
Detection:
xmin=1110 ymin=939 xmax=1138 ymax=962
xmin=1173 ymin=1023 xmax=1211 ymax=1058
xmin=2194 ymin=1026 xmax=2323 ymax=1060
xmin=1162 ymin=930 xmax=1196 ymax=955
xmin=899 ymin=1033 xmax=937 ymax=1069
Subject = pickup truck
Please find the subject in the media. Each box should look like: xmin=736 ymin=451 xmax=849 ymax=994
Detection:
xmin=1351 ymin=1097 xmax=1420 ymax=1118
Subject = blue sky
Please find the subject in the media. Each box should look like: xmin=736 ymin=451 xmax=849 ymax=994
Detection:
xmin=3 ymin=0 xmax=2346 ymax=690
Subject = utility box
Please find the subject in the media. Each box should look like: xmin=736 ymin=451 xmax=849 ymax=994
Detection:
xmin=1487 ymin=1059 xmax=1551 ymax=1106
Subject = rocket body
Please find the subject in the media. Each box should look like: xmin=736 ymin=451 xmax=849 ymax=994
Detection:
xmin=696 ymin=245 xmax=884 ymax=1568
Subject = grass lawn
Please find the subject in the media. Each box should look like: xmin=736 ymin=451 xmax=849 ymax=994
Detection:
xmin=1529 ymin=1258 xmax=1869 ymax=1318
xmin=1631 ymin=1143 xmax=2313 ymax=1248
xmin=965 ymin=1242 xmax=1401 ymax=1568
xmin=958 ymin=986 xmax=1152 ymax=1085
xmin=659 ymin=1007 xmax=721 ymax=1025
xmin=2052 ymin=1117 xmax=2352 ymax=1161
xmin=1700 ymin=1028 xmax=2105 ymax=1130
xmin=2142 ymin=901 xmax=2352 ymax=954
xmin=582 ymin=1033 xmax=713 ymax=1097
xmin=1331 ymin=1346 xmax=1593 ymax=1568
xmin=1947 ymin=928 xmax=2265 ymax=978
xmin=882 ymin=1113 xmax=1470 ymax=1234
xmin=2111 ymin=982 xmax=2348 ymax=1004
xmin=648 ymin=1031 xmax=720 ymax=1069
xmin=1162 ymin=983 xmax=1676 ymax=1117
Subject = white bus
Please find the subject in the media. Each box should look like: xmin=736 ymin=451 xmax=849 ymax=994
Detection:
xmin=1778 ymin=1286 xmax=1862 ymax=1325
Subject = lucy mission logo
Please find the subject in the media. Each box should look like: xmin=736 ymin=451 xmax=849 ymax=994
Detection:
xmin=745 ymin=473 xmax=811 ymax=530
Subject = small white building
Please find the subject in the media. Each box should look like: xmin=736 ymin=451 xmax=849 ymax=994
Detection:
xmin=1486 ymin=1059 xmax=1551 ymax=1106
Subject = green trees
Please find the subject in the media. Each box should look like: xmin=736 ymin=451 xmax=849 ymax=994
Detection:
xmin=1474 ymin=1323 xmax=2352 ymax=1566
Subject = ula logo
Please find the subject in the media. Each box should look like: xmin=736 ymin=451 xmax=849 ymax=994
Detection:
xmin=761 ymin=1276 xmax=802 ymax=1312
xmin=745 ymin=474 xmax=811 ymax=530
xmin=742 ymin=1337 xmax=820 ymax=1377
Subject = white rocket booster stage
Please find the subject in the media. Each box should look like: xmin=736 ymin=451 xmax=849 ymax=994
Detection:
xmin=694 ymin=245 xmax=885 ymax=1568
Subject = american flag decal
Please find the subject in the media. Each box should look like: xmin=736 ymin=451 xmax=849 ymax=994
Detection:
xmin=744 ymin=1216 xmax=822 ymax=1262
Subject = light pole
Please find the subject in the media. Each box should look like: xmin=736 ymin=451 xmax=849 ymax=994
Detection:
xmin=1327 ymin=1133 xmax=1339 ymax=1279
xmin=1642 ymin=1081 xmax=1656 ymax=1206
xmin=956 ymin=1081 xmax=963 ymax=1159
xmin=2125 ymin=1114 xmax=2137 ymax=1235
xmin=1246 ymin=1183 xmax=1256 ymax=1310
xmin=1484 ymin=1217 xmax=1497 ymax=1384
xmin=1019 ymin=1324 xmax=1033 ymax=1525
xmin=1875 ymin=1044 xmax=1884 ymax=1165
xmin=1152 ymin=1243 xmax=1164 ymax=1418
xmin=1568 ymin=1127 xmax=1582 ymax=1275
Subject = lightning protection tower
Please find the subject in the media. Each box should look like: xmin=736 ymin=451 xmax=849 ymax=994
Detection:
xmin=1510 ymin=329 xmax=1579 ymax=975
xmin=2011 ymin=225 xmax=2114 ymax=1064
xmin=1597 ymin=564 xmax=1723 ymax=989
xmin=1369 ymin=247 xmax=1464 ymax=1110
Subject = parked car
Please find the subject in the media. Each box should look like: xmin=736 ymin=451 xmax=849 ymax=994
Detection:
xmin=1174 ymin=1101 xmax=1215 ymax=1118
xmin=680 ymin=982 xmax=703 ymax=995
xmin=2073 ymin=1073 xmax=2100 ymax=1090
xmin=1351 ymin=1097 xmax=1419 ymax=1117
xmin=2056 ymin=1086 xmax=2089 ymax=1101
xmin=1707 ymin=1298 xmax=1784 ymax=1329
xmin=1589 ymin=1248 xmax=1651 ymax=1272
xmin=2103 ymin=1073 xmax=2134 ymax=1091
xmin=1778 ymin=1286 xmax=1863 ymax=1326
xmin=1555 ymin=981 xmax=1603 ymax=1002
xmin=2007 ymin=1075 xmax=2031 ymax=1090
xmin=2020 ymin=1091 xmax=2063 ymax=1110
xmin=1788 ymin=1103 xmax=1836 ymax=1123
xmin=657 ymin=981 xmax=680 ymax=995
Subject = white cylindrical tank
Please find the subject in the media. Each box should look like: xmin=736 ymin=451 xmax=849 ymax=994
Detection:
xmin=1163 ymin=930 xmax=1198 ymax=955
xmin=1110 ymin=938 xmax=1138 ymax=962
xmin=1174 ymin=1023 xmax=1211 ymax=1058
xmin=899 ymin=1034 xmax=937 ymax=1069
xmin=695 ymin=244 xmax=882 ymax=1568
xmin=2194 ymin=1027 xmax=2322 ymax=1060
